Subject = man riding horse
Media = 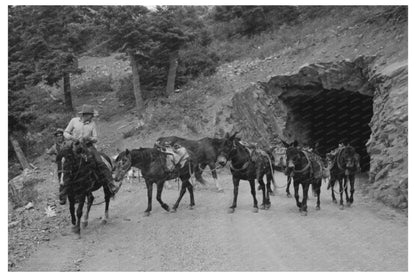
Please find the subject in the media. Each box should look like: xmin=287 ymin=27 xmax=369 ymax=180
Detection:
xmin=61 ymin=104 xmax=119 ymax=204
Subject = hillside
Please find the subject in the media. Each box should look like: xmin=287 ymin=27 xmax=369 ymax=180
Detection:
xmin=8 ymin=6 xmax=407 ymax=270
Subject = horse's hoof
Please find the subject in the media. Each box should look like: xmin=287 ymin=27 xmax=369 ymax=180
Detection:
xmin=340 ymin=205 xmax=344 ymax=210
xmin=316 ymin=206 xmax=321 ymax=211
xmin=72 ymin=226 xmax=80 ymax=234
xmin=269 ymin=191 xmax=275 ymax=196
xmin=188 ymin=205 xmax=194 ymax=210
xmin=287 ymin=193 xmax=292 ymax=198
xmin=228 ymin=208 xmax=235 ymax=214
xmin=81 ymin=221 xmax=88 ymax=228
xmin=346 ymin=202 xmax=351 ymax=207
xmin=260 ymin=204 xmax=265 ymax=210
xmin=332 ymin=200 xmax=338 ymax=204
xmin=143 ymin=211 xmax=151 ymax=217
xmin=265 ymin=204 xmax=271 ymax=210
xmin=301 ymin=211 xmax=308 ymax=216
xmin=170 ymin=209 xmax=177 ymax=213
xmin=101 ymin=219 xmax=107 ymax=225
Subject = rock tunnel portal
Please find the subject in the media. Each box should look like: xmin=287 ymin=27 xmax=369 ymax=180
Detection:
xmin=281 ymin=89 xmax=373 ymax=171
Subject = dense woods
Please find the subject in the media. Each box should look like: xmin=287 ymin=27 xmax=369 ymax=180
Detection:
xmin=7 ymin=5 xmax=325 ymax=173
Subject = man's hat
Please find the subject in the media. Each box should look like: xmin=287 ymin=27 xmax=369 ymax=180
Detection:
xmin=78 ymin=104 xmax=94 ymax=115
xmin=54 ymin=128 xmax=64 ymax=136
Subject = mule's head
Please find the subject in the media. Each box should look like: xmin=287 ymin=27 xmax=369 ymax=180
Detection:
xmin=285 ymin=146 xmax=302 ymax=170
xmin=113 ymin=149 xmax=132 ymax=182
xmin=216 ymin=131 xmax=239 ymax=166
xmin=341 ymin=146 xmax=360 ymax=174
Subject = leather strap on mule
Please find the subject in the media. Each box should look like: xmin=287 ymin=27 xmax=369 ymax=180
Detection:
xmin=293 ymin=151 xmax=312 ymax=174
xmin=230 ymin=161 xmax=250 ymax=172
xmin=336 ymin=148 xmax=346 ymax=171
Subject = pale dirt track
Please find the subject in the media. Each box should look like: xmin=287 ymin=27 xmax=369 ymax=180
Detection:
xmin=16 ymin=171 xmax=407 ymax=271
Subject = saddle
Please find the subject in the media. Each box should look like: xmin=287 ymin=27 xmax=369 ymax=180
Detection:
xmin=159 ymin=144 xmax=190 ymax=172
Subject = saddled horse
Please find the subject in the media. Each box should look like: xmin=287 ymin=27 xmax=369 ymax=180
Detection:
xmin=113 ymin=147 xmax=195 ymax=216
xmin=327 ymin=146 xmax=361 ymax=209
xmin=155 ymin=136 xmax=226 ymax=192
xmin=58 ymin=141 xmax=117 ymax=237
xmin=285 ymin=146 xmax=325 ymax=215
xmin=216 ymin=133 xmax=273 ymax=213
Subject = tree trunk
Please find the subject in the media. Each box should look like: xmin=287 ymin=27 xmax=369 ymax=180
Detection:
xmin=9 ymin=134 xmax=30 ymax=170
xmin=165 ymin=50 xmax=179 ymax=97
xmin=127 ymin=50 xmax=144 ymax=120
xmin=63 ymin=72 xmax=73 ymax=111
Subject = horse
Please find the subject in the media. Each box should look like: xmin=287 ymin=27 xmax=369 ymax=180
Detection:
xmin=285 ymin=146 xmax=324 ymax=215
xmin=58 ymin=141 xmax=117 ymax=237
xmin=327 ymin=146 xmax=361 ymax=209
xmin=113 ymin=147 xmax=195 ymax=216
xmin=155 ymin=136 xmax=227 ymax=192
xmin=216 ymin=132 xmax=273 ymax=213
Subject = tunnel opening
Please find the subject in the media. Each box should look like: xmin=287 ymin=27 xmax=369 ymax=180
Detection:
xmin=281 ymin=89 xmax=373 ymax=171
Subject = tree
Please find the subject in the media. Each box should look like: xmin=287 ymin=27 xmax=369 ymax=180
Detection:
xmin=90 ymin=6 xmax=152 ymax=120
xmin=8 ymin=6 xmax=85 ymax=111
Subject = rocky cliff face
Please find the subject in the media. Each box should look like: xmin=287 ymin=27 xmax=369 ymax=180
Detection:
xmin=229 ymin=56 xmax=407 ymax=210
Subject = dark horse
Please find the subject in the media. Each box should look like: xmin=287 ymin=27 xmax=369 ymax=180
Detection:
xmin=58 ymin=141 xmax=116 ymax=237
xmin=216 ymin=133 xmax=273 ymax=213
xmin=113 ymin=147 xmax=195 ymax=216
xmin=155 ymin=136 xmax=228 ymax=192
xmin=327 ymin=146 xmax=360 ymax=209
xmin=285 ymin=146 xmax=324 ymax=215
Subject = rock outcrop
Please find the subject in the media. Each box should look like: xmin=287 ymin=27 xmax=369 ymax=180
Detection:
xmin=230 ymin=56 xmax=407 ymax=210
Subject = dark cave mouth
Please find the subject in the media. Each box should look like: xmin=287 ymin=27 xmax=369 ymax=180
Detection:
xmin=281 ymin=89 xmax=373 ymax=171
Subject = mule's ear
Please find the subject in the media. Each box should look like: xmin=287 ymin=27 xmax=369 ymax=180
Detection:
xmin=125 ymin=149 xmax=130 ymax=155
xmin=230 ymin=130 xmax=240 ymax=140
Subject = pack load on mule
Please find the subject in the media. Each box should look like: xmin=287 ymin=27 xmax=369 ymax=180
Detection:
xmin=113 ymin=147 xmax=196 ymax=216
xmin=326 ymin=141 xmax=361 ymax=209
xmin=216 ymin=132 xmax=274 ymax=213
xmin=58 ymin=138 xmax=120 ymax=237
xmin=155 ymin=136 xmax=227 ymax=192
xmin=155 ymin=142 xmax=191 ymax=173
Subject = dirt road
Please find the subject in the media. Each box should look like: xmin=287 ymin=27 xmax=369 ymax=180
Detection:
xmin=15 ymin=171 xmax=407 ymax=271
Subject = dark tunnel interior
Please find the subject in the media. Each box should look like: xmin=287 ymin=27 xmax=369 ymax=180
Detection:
xmin=282 ymin=89 xmax=373 ymax=171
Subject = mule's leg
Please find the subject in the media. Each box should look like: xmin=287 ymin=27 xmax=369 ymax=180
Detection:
xmin=314 ymin=179 xmax=322 ymax=210
xmin=102 ymin=187 xmax=111 ymax=224
xmin=286 ymin=175 xmax=292 ymax=197
xmin=69 ymin=196 xmax=76 ymax=226
xmin=349 ymin=174 xmax=355 ymax=205
xmin=229 ymin=176 xmax=240 ymax=213
xmin=172 ymin=180 xmax=187 ymax=212
xmin=259 ymin=178 xmax=267 ymax=210
xmin=249 ymin=179 xmax=259 ymax=213
xmin=300 ymin=182 xmax=310 ymax=216
xmin=293 ymin=180 xmax=301 ymax=209
xmin=209 ymin=163 xmax=223 ymax=192
xmin=329 ymin=177 xmax=337 ymax=203
xmin=339 ymin=177 xmax=345 ymax=210
xmin=73 ymin=196 xmax=85 ymax=237
xmin=344 ymin=176 xmax=351 ymax=205
xmin=156 ymin=180 xmax=170 ymax=212
xmin=82 ymin=193 xmax=94 ymax=228
xmin=186 ymin=180 xmax=195 ymax=209
xmin=194 ymin=164 xmax=207 ymax=186
xmin=144 ymin=180 xmax=153 ymax=216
